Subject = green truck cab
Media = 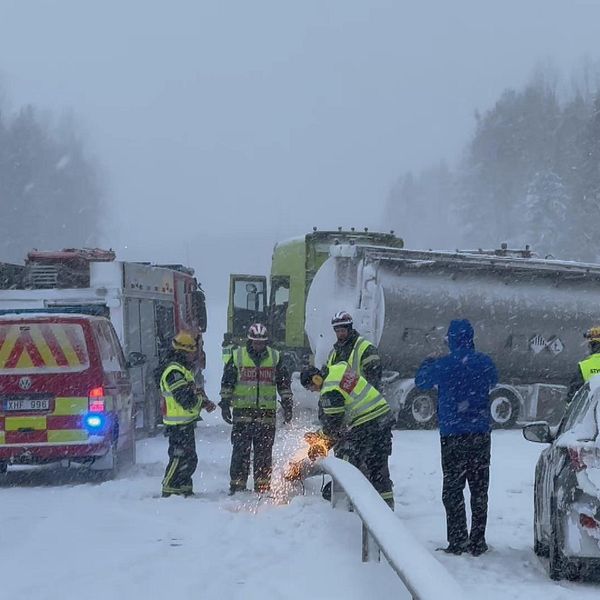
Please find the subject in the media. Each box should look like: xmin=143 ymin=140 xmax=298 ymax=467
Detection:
xmin=227 ymin=228 xmax=403 ymax=370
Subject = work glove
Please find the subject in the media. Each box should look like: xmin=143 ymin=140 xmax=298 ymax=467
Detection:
xmin=202 ymin=398 xmax=217 ymax=413
xmin=219 ymin=401 xmax=233 ymax=425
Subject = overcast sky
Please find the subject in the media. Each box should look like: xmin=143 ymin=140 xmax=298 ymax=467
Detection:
xmin=1 ymin=0 xmax=600 ymax=309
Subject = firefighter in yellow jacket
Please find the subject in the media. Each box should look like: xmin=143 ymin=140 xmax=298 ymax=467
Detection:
xmin=160 ymin=331 xmax=215 ymax=497
xmin=567 ymin=326 xmax=600 ymax=403
xmin=300 ymin=362 xmax=395 ymax=509
xmin=219 ymin=323 xmax=292 ymax=494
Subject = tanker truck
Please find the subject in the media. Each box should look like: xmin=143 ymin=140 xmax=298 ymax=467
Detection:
xmin=305 ymin=243 xmax=600 ymax=429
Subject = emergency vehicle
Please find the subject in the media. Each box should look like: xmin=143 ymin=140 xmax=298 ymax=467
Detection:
xmin=0 ymin=312 xmax=141 ymax=477
xmin=0 ymin=249 xmax=207 ymax=435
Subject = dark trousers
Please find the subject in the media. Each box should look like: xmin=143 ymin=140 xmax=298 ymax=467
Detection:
xmin=230 ymin=420 xmax=276 ymax=491
xmin=333 ymin=419 xmax=394 ymax=507
xmin=440 ymin=433 xmax=491 ymax=547
xmin=162 ymin=424 xmax=198 ymax=496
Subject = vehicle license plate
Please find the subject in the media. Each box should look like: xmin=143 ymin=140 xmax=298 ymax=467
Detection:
xmin=4 ymin=398 xmax=50 ymax=411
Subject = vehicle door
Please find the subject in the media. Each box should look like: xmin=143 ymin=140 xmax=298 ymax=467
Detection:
xmin=228 ymin=275 xmax=267 ymax=342
xmin=540 ymin=384 xmax=590 ymax=533
xmin=92 ymin=319 xmax=133 ymax=449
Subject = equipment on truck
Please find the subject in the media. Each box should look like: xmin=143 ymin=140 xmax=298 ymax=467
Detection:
xmin=305 ymin=243 xmax=600 ymax=428
xmin=227 ymin=228 xmax=402 ymax=370
xmin=0 ymin=249 xmax=207 ymax=435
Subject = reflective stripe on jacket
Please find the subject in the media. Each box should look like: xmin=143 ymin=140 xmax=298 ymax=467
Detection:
xmin=160 ymin=362 xmax=201 ymax=426
xmin=579 ymin=353 xmax=600 ymax=382
xmin=232 ymin=346 xmax=280 ymax=411
xmin=327 ymin=336 xmax=372 ymax=376
xmin=321 ymin=362 xmax=389 ymax=428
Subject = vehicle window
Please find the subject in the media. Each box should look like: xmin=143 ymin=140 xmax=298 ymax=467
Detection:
xmin=233 ymin=279 xmax=265 ymax=312
xmin=0 ymin=321 xmax=90 ymax=374
xmin=558 ymin=384 xmax=591 ymax=436
xmin=93 ymin=320 xmax=126 ymax=372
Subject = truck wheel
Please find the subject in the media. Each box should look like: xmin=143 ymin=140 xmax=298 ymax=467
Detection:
xmin=400 ymin=389 xmax=437 ymax=430
xmin=490 ymin=389 xmax=520 ymax=429
xmin=0 ymin=461 xmax=7 ymax=475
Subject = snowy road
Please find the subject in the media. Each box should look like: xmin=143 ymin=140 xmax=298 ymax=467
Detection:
xmin=1 ymin=420 xmax=599 ymax=599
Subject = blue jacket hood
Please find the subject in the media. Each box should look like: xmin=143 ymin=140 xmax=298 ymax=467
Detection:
xmin=447 ymin=319 xmax=474 ymax=352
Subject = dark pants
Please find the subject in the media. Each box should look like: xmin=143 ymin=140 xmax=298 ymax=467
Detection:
xmin=330 ymin=418 xmax=394 ymax=508
xmin=162 ymin=424 xmax=198 ymax=496
xmin=440 ymin=433 xmax=491 ymax=548
xmin=230 ymin=420 xmax=276 ymax=492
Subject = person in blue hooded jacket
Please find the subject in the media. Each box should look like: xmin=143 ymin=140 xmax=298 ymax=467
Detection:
xmin=415 ymin=319 xmax=498 ymax=556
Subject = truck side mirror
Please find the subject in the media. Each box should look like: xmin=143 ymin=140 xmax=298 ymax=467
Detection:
xmin=126 ymin=351 xmax=146 ymax=368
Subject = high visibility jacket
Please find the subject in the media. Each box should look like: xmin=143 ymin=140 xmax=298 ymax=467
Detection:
xmin=222 ymin=344 xmax=235 ymax=364
xmin=327 ymin=336 xmax=374 ymax=378
xmin=232 ymin=346 xmax=280 ymax=411
xmin=321 ymin=362 xmax=389 ymax=429
xmin=160 ymin=362 xmax=201 ymax=426
xmin=579 ymin=353 xmax=600 ymax=382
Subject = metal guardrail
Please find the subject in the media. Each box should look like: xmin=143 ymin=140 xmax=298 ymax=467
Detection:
xmin=311 ymin=456 xmax=471 ymax=600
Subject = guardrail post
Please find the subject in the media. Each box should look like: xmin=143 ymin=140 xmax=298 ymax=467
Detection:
xmin=361 ymin=522 xmax=381 ymax=563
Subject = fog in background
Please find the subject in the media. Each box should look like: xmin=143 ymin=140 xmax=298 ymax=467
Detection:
xmin=2 ymin=0 xmax=600 ymax=327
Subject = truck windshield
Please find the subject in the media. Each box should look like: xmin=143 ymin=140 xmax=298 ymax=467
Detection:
xmin=0 ymin=322 xmax=90 ymax=374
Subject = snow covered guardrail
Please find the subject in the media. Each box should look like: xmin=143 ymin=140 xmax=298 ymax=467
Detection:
xmin=312 ymin=456 xmax=471 ymax=600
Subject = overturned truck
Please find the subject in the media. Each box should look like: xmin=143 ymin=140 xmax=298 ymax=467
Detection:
xmin=305 ymin=244 xmax=600 ymax=428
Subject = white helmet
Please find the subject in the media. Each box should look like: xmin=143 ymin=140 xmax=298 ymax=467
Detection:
xmin=331 ymin=311 xmax=353 ymax=328
xmin=248 ymin=323 xmax=268 ymax=340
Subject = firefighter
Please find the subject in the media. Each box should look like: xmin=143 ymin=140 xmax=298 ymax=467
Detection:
xmin=221 ymin=332 xmax=236 ymax=364
xmin=219 ymin=323 xmax=293 ymax=495
xmin=567 ymin=326 xmax=600 ymax=403
xmin=300 ymin=363 xmax=395 ymax=510
xmin=160 ymin=331 xmax=216 ymax=497
xmin=326 ymin=311 xmax=382 ymax=388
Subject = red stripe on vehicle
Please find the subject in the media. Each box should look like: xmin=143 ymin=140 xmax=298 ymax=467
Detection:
xmin=63 ymin=326 xmax=87 ymax=364
xmin=40 ymin=324 xmax=69 ymax=367
xmin=46 ymin=415 xmax=83 ymax=430
xmin=5 ymin=430 xmax=48 ymax=444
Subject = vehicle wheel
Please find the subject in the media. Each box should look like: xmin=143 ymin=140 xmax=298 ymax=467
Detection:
xmin=120 ymin=430 xmax=136 ymax=468
xmin=0 ymin=461 xmax=7 ymax=478
xmin=90 ymin=425 xmax=120 ymax=481
xmin=399 ymin=389 xmax=438 ymax=430
xmin=490 ymin=389 xmax=520 ymax=429
xmin=533 ymin=482 xmax=549 ymax=557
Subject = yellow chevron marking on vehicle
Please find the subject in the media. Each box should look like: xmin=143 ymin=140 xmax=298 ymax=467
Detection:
xmin=5 ymin=416 xmax=47 ymax=431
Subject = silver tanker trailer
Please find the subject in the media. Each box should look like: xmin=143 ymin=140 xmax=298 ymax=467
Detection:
xmin=305 ymin=243 xmax=600 ymax=429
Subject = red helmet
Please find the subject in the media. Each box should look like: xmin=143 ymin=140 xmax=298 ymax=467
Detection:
xmin=248 ymin=323 xmax=268 ymax=341
xmin=331 ymin=311 xmax=353 ymax=328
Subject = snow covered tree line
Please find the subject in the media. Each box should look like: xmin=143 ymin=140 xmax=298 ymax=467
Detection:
xmin=385 ymin=62 xmax=600 ymax=261
xmin=0 ymin=95 xmax=103 ymax=263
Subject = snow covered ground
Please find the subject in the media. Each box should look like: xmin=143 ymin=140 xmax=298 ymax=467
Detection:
xmin=1 ymin=306 xmax=599 ymax=599
xmin=1 ymin=422 xmax=599 ymax=599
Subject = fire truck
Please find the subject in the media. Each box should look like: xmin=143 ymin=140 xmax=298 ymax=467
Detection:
xmin=0 ymin=249 xmax=207 ymax=435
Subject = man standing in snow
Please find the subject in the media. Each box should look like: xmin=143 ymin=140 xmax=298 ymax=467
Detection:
xmin=415 ymin=319 xmax=498 ymax=555
xmin=326 ymin=311 xmax=382 ymax=388
xmin=159 ymin=331 xmax=216 ymax=497
xmin=566 ymin=326 xmax=600 ymax=403
xmin=219 ymin=323 xmax=293 ymax=495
